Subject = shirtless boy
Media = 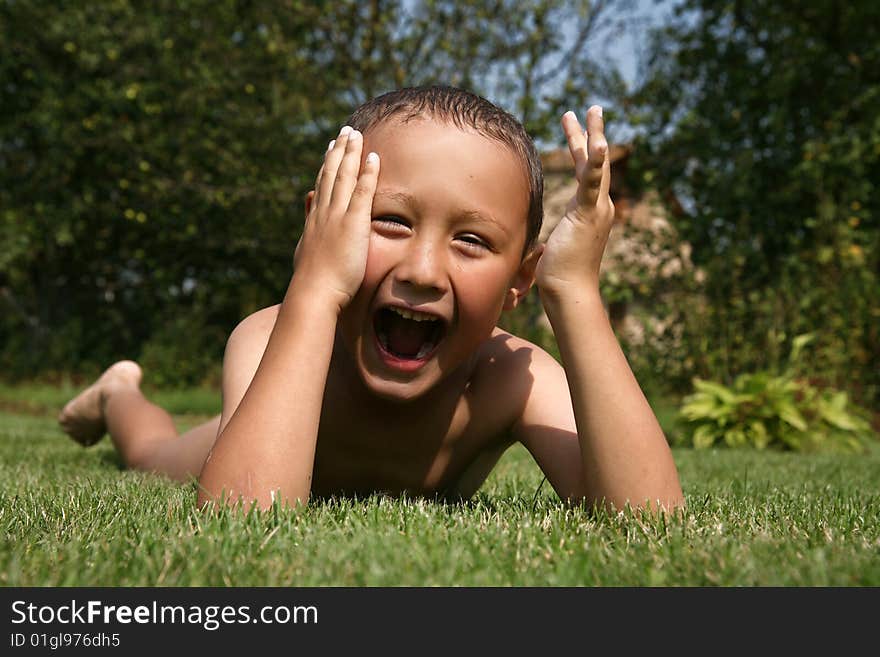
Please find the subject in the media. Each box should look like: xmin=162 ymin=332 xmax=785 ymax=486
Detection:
xmin=59 ymin=86 xmax=684 ymax=512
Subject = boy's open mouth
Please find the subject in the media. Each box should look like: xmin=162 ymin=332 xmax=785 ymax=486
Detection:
xmin=373 ymin=306 xmax=446 ymax=362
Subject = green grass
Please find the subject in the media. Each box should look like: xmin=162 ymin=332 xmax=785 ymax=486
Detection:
xmin=0 ymin=381 xmax=222 ymax=417
xmin=1 ymin=385 xmax=879 ymax=586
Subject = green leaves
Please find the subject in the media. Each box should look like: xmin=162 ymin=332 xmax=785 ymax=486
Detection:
xmin=691 ymin=424 xmax=717 ymax=449
xmin=679 ymin=370 xmax=875 ymax=453
xmin=678 ymin=333 xmax=875 ymax=453
xmin=626 ymin=0 xmax=880 ymax=408
xmin=818 ymin=392 xmax=872 ymax=434
xmin=1 ymin=0 xmax=630 ymax=383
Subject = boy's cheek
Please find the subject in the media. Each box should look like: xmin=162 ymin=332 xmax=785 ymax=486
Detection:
xmin=363 ymin=236 xmax=392 ymax=283
xmin=456 ymin=280 xmax=510 ymax=327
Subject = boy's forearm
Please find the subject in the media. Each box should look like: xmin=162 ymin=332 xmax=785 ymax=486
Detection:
xmin=542 ymin=287 xmax=684 ymax=511
xmin=197 ymin=281 xmax=338 ymax=510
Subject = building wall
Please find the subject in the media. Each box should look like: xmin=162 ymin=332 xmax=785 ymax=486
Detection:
xmin=538 ymin=147 xmax=698 ymax=338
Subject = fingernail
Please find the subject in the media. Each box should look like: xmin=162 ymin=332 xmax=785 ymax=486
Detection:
xmin=339 ymin=125 xmax=352 ymax=136
xmin=564 ymin=110 xmax=576 ymax=120
xmin=348 ymin=130 xmax=361 ymax=141
xmin=594 ymin=105 xmax=603 ymax=117
xmin=366 ymin=152 xmax=379 ymax=164
xmin=327 ymin=139 xmax=336 ymax=151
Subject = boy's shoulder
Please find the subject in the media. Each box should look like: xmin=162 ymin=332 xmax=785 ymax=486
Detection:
xmin=226 ymin=304 xmax=281 ymax=352
xmin=476 ymin=327 xmax=563 ymax=384
xmin=226 ymin=304 xmax=570 ymax=427
xmin=457 ymin=326 xmax=572 ymax=437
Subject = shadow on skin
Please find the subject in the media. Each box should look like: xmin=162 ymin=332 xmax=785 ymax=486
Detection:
xmin=312 ymin=332 xmax=539 ymax=501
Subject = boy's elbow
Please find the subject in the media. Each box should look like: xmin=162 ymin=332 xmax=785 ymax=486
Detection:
xmin=194 ymin=468 xmax=227 ymax=511
xmin=570 ymin=488 xmax=686 ymax=516
xmin=628 ymin=489 xmax=687 ymax=515
xmin=195 ymin=487 xmax=216 ymax=512
xmin=195 ymin=472 xmax=309 ymax=513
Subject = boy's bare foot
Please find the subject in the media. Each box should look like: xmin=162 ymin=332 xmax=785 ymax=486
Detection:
xmin=58 ymin=360 xmax=143 ymax=446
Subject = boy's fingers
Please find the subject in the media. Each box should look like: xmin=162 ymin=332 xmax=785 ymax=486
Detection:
xmin=581 ymin=105 xmax=607 ymax=206
xmin=317 ymin=126 xmax=353 ymax=211
xmin=562 ymin=111 xmax=588 ymax=176
xmin=346 ymin=151 xmax=380 ymax=219
xmin=599 ymin=146 xmax=611 ymax=199
xmin=312 ymin=137 xmax=337 ymax=193
xmin=329 ymin=130 xmax=364 ymax=214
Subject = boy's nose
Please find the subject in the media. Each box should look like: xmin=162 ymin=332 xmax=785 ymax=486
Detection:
xmin=393 ymin=240 xmax=449 ymax=295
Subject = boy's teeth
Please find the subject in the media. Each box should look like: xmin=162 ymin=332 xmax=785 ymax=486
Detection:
xmin=389 ymin=307 xmax=437 ymax=322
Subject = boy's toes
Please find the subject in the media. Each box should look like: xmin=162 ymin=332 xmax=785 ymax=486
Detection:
xmin=57 ymin=360 xmax=141 ymax=448
xmin=59 ymin=417 xmax=106 ymax=447
xmin=57 ymin=387 xmax=107 ymax=447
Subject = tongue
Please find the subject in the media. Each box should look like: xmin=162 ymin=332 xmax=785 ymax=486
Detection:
xmin=386 ymin=315 xmax=432 ymax=358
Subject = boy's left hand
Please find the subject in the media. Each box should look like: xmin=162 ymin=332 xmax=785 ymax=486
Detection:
xmin=535 ymin=106 xmax=614 ymax=299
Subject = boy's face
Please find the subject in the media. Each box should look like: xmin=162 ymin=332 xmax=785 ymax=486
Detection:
xmin=337 ymin=117 xmax=533 ymax=402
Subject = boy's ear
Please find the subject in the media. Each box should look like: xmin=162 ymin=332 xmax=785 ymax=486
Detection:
xmin=503 ymin=244 xmax=544 ymax=311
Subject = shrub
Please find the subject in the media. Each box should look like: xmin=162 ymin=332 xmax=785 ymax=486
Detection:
xmin=138 ymin=314 xmax=225 ymax=389
xmin=677 ymin=335 xmax=876 ymax=452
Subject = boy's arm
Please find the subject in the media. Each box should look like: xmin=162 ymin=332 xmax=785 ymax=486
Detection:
xmin=197 ymin=128 xmax=380 ymax=510
xmin=525 ymin=107 xmax=684 ymax=512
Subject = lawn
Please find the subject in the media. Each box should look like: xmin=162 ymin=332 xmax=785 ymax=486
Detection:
xmin=1 ymin=384 xmax=878 ymax=586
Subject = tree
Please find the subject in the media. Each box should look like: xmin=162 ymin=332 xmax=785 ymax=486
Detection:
xmin=1 ymin=1 xmax=340 ymax=382
xmin=1 ymin=0 xmax=630 ymax=384
xmin=627 ymin=0 xmax=880 ymax=404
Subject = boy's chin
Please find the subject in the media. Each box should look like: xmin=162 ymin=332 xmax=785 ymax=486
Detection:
xmin=336 ymin=324 xmax=464 ymax=404
xmin=355 ymin=358 xmax=442 ymax=404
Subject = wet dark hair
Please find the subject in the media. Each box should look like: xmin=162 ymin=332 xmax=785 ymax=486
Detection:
xmin=346 ymin=85 xmax=543 ymax=256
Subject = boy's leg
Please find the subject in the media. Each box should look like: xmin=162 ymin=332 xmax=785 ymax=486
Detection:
xmin=58 ymin=361 xmax=220 ymax=482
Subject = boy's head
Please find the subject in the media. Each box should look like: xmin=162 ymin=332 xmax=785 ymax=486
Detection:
xmin=330 ymin=85 xmax=545 ymax=403
xmin=347 ymin=85 xmax=544 ymax=256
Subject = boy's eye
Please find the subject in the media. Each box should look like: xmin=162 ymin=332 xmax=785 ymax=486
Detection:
xmin=373 ymin=215 xmax=410 ymax=237
xmin=372 ymin=215 xmax=409 ymax=228
xmin=456 ymin=234 xmax=491 ymax=252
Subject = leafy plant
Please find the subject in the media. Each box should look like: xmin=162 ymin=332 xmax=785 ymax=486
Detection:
xmin=678 ymin=335 xmax=876 ymax=452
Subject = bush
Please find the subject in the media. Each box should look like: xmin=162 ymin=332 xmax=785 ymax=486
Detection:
xmin=677 ymin=336 xmax=876 ymax=452
xmin=138 ymin=314 xmax=225 ymax=389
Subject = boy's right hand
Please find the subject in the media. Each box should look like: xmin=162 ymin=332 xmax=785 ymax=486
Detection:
xmin=292 ymin=126 xmax=380 ymax=314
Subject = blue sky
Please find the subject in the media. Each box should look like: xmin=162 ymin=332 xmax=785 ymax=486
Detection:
xmin=604 ymin=0 xmax=679 ymax=86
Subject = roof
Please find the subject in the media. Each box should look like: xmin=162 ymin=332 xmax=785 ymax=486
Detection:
xmin=540 ymin=144 xmax=631 ymax=173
